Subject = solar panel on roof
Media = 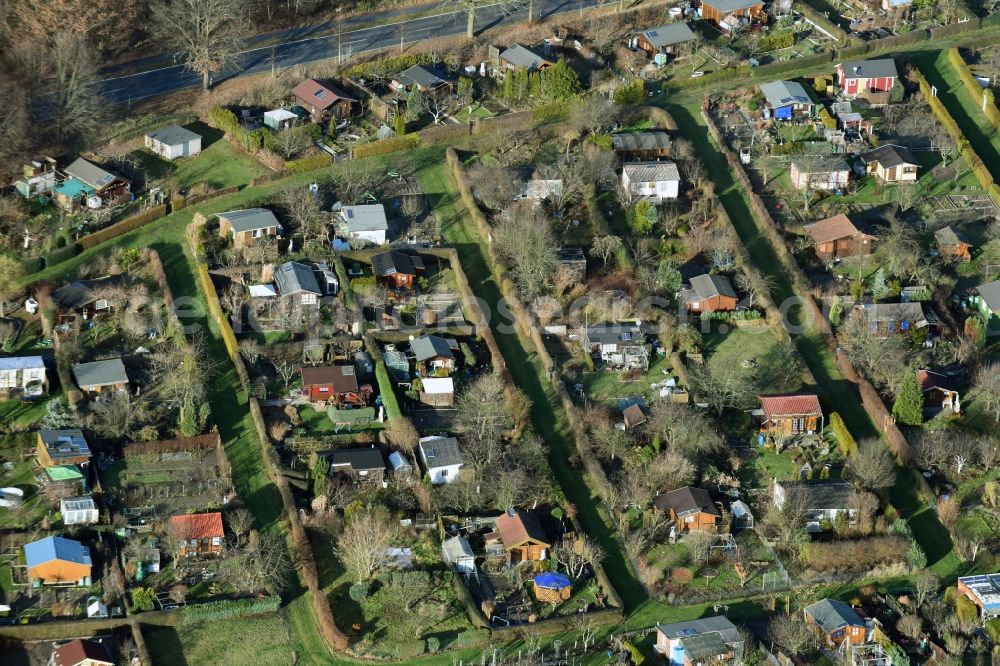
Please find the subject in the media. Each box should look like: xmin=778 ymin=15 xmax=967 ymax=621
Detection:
xmin=346 ymin=209 xmax=354 ymax=218
xmin=648 ymin=30 xmax=658 ymax=36
xmin=315 ymin=89 xmax=327 ymax=98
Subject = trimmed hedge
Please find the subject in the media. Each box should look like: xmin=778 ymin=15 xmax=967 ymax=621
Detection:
xmin=287 ymin=154 xmax=331 ymax=173
xmin=41 ymin=244 xmax=81 ymax=269
xmin=180 ymin=595 xmax=281 ymax=624
xmin=78 ymin=205 xmax=168 ymax=250
xmin=796 ymin=2 xmax=849 ymax=43
xmin=830 ymin=412 xmax=857 ymax=457
xmin=351 ymin=133 xmax=420 ymax=159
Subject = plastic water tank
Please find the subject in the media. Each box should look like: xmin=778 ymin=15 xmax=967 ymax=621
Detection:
xmin=86 ymin=196 xmax=103 ymax=209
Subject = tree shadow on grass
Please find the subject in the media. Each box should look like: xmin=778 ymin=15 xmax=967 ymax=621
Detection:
xmin=142 ymin=625 xmax=189 ymax=666
xmin=185 ymin=122 xmax=224 ymax=150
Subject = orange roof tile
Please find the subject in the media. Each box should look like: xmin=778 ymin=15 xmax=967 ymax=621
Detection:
xmin=170 ymin=512 xmax=224 ymax=540
xmin=759 ymin=394 xmax=822 ymax=418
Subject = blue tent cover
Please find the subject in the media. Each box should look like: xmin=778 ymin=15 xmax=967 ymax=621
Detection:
xmin=533 ymin=572 xmax=572 ymax=590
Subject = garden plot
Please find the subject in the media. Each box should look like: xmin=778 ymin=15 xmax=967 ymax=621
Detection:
xmin=104 ymin=435 xmax=232 ymax=518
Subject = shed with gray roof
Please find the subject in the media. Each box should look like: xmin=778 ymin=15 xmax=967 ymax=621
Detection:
xmin=759 ymin=80 xmax=814 ymax=119
xmin=499 ymin=44 xmax=553 ymax=71
xmin=144 ymin=125 xmax=202 ymax=160
xmin=72 ymin=358 xmax=129 ymax=394
xmin=634 ymin=23 xmax=695 ymax=53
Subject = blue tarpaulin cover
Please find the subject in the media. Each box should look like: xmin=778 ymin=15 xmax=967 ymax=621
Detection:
xmin=533 ymin=572 xmax=572 ymax=589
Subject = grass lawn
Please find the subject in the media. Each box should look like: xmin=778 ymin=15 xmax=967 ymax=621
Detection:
xmin=298 ymin=406 xmax=336 ymax=434
xmin=0 ymin=398 xmax=50 ymax=430
xmin=914 ymin=50 xmax=1000 ymax=182
xmin=144 ymin=614 xmax=298 ymax=665
xmin=582 ymin=354 xmax=672 ymax=407
xmin=703 ymin=324 xmax=802 ymax=395
xmin=132 ymin=122 xmax=269 ymax=192
xmin=452 ymin=104 xmax=493 ymax=123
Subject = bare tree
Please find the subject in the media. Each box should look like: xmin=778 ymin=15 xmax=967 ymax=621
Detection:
xmin=553 ymin=535 xmax=605 ymax=578
xmin=647 ymin=402 xmax=724 ymax=460
xmin=590 ymin=235 xmax=623 ymax=265
xmin=226 ymin=529 xmax=291 ymax=594
xmin=569 ymin=94 xmax=615 ymax=137
xmin=456 ymin=373 xmax=508 ymax=472
xmin=151 ymin=0 xmax=247 ymax=91
xmin=876 ymin=222 xmax=921 ymax=281
xmin=972 ymin=362 xmax=1000 ymax=423
xmin=279 ymin=186 xmax=327 ymax=249
xmin=735 ymin=265 xmax=774 ymax=308
xmin=897 ymin=613 xmax=923 ymax=640
xmin=492 ymin=205 xmax=558 ymax=301
xmin=913 ymin=570 xmax=940 ymax=608
xmin=45 ymin=32 xmax=105 ymax=143
xmin=846 ymin=439 xmax=897 ymax=491
xmin=467 ymin=164 xmax=520 ymax=210
xmin=334 ymin=506 xmax=397 ymax=582
xmin=88 ymin=392 xmax=140 ymax=439
xmin=273 ymin=357 xmax=298 ymax=394
xmin=838 ymin=310 xmax=909 ymax=389
xmin=769 ymin=614 xmax=818 ymax=658
xmin=442 ymin=0 xmax=527 ymax=39
xmin=227 ymin=507 xmax=254 ymax=547
xmin=0 ymin=78 xmax=28 ymax=163
xmin=271 ymin=125 xmax=312 ymax=159
xmin=422 ymin=87 xmax=454 ymax=125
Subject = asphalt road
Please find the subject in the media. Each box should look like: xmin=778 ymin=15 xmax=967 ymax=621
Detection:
xmin=100 ymin=0 xmax=613 ymax=105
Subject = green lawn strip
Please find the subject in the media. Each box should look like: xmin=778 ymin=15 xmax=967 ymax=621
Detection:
xmin=144 ymin=614 xmax=299 ymax=666
xmin=0 ymin=398 xmax=50 ymax=429
xmin=913 ymin=50 xmax=1000 ymax=182
xmin=132 ymin=124 xmax=269 ymax=192
xmin=417 ymin=158 xmax=648 ymax=611
xmin=666 ymin=99 xmax=957 ymax=572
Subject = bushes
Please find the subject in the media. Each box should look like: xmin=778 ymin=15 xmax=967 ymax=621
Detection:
xmin=760 ymin=31 xmax=795 ymax=52
xmin=344 ymin=53 xmax=433 ymax=79
xmin=286 ymin=154 xmax=331 ymax=173
xmin=623 ymin=641 xmax=646 ymax=666
xmin=830 ymin=412 xmax=857 ymax=457
xmin=771 ymin=141 xmax=804 ymax=155
xmin=613 ymin=78 xmax=646 ymax=106
xmin=78 ymin=205 xmax=169 ymax=250
xmin=802 ymin=535 xmax=909 ymax=571
xmin=955 ymin=594 xmax=979 ymax=624
xmin=702 ymin=309 xmax=762 ymax=321
xmin=180 ymin=596 xmax=281 ymax=624
xmin=352 ymin=134 xmax=420 ymax=159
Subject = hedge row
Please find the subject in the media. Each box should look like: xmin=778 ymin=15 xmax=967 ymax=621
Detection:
xmin=830 ymin=412 xmax=857 ymax=457
xmin=79 ymin=204 xmax=168 ymax=250
xmin=795 ymin=1 xmax=849 ymax=43
xmin=802 ymin=535 xmax=909 ymax=571
xmin=287 ymin=154 xmax=332 ymax=174
xmin=949 ymin=47 xmax=1000 ymax=133
xmin=912 ymin=62 xmax=1000 ymax=201
xmin=180 ymin=596 xmax=281 ymax=624
xmin=352 ymin=133 xmax=421 ymax=158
